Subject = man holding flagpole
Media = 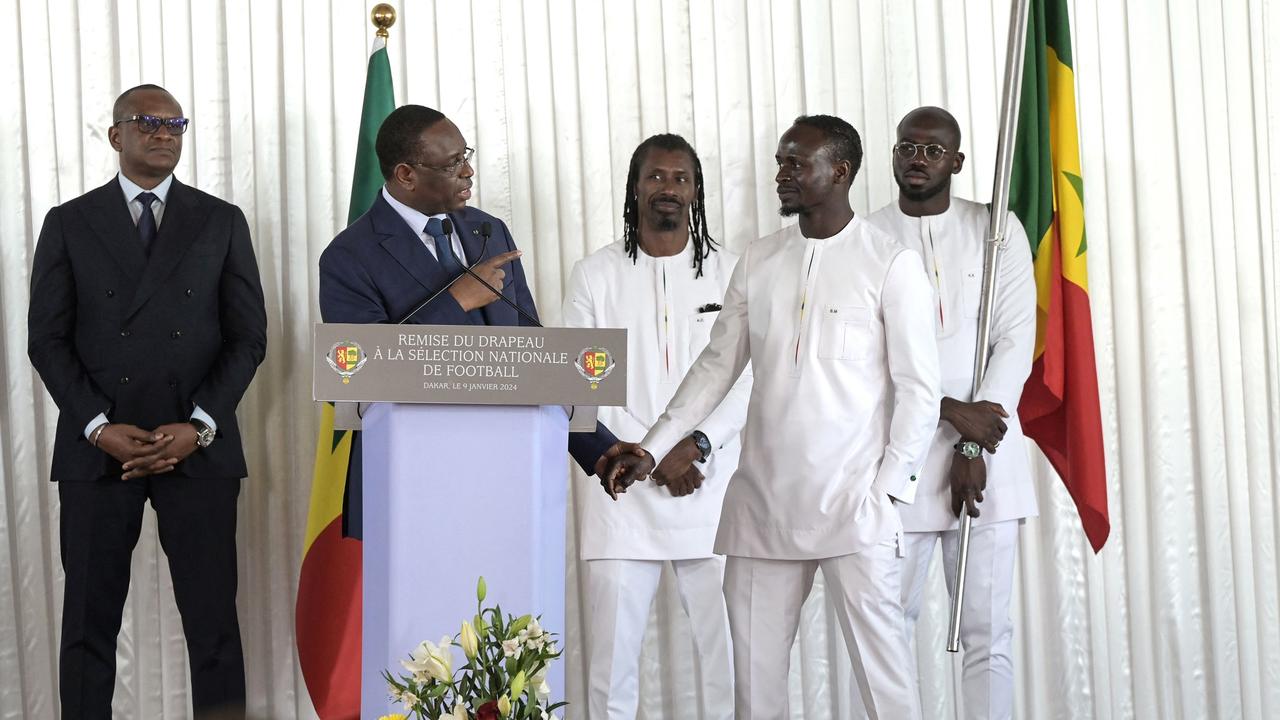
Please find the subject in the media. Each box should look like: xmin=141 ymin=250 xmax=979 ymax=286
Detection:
xmin=868 ymin=106 xmax=1038 ymax=720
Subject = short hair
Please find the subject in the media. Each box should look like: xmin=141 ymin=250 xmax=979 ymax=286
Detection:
xmin=113 ymin=84 xmax=172 ymax=122
xmin=375 ymin=105 xmax=447 ymax=179
xmin=622 ymin=134 xmax=718 ymax=277
xmin=898 ymin=106 xmax=963 ymax=150
xmin=792 ymin=114 xmax=863 ymax=179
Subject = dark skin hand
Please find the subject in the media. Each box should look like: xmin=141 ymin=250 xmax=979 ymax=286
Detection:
xmin=449 ymin=250 xmax=524 ymax=311
xmin=652 ymin=437 xmax=704 ymax=497
xmin=98 ymin=422 xmax=200 ymax=480
xmin=941 ymin=397 xmax=1008 ymax=453
xmin=950 ymin=454 xmax=987 ymax=518
xmin=595 ymin=441 xmax=657 ymax=500
xmin=660 ymin=465 xmax=705 ymax=497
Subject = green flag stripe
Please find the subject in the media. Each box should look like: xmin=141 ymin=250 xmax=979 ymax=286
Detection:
xmin=1044 ymin=0 xmax=1073 ymax=69
xmin=348 ymin=45 xmax=395 ymax=225
xmin=1008 ymin=0 xmax=1054 ymax=257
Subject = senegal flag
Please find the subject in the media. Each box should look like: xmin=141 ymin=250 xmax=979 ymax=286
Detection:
xmin=1009 ymin=0 xmax=1109 ymax=552
xmin=295 ymin=31 xmax=394 ymax=718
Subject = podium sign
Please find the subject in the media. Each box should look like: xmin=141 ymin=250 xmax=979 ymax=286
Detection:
xmin=314 ymin=322 xmax=626 ymax=406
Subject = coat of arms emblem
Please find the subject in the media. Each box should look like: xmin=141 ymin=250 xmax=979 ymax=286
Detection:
xmin=574 ymin=347 xmax=616 ymax=390
xmin=326 ymin=341 xmax=368 ymax=384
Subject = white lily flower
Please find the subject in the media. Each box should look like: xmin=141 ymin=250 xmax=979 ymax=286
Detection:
xmin=401 ymin=637 xmax=454 ymax=683
xmin=437 ymin=704 xmax=469 ymax=720
xmin=502 ymin=638 xmax=522 ymax=659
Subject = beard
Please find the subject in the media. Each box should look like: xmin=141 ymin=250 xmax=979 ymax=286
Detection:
xmin=656 ymin=215 xmax=680 ymax=232
xmin=896 ymin=172 xmax=949 ymax=202
xmin=778 ymin=203 xmax=804 ymax=217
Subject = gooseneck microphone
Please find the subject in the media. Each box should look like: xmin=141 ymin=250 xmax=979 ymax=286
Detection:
xmin=446 ymin=219 xmax=543 ymax=327
xmin=395 ymin=218 xmax=541 ymax=327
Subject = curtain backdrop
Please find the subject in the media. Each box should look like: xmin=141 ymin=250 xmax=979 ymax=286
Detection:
xmin=1 ymin=1 xmax=1277 ymax=718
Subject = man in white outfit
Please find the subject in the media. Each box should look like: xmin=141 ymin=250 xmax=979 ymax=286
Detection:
xmin=601 ymin=115 xmax=940 ymax=720
xmin=867 ymin=106 xmax=1038 ymax=720
xmin=565 ymin=134 xmax=749 ymax=719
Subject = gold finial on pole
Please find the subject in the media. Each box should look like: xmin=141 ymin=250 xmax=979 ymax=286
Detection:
xmin=371 ymin=3 xmax=396 ymax=39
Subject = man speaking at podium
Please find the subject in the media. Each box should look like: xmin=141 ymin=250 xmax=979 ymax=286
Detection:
xmin=318 ymin=105 xmax=617 ymax=537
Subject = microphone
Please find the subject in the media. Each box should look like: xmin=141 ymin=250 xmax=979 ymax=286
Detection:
xmin=445 ymin=219 xmax=543 ymax=328
xmin=395 ymin=219 xmax=487 ymax=324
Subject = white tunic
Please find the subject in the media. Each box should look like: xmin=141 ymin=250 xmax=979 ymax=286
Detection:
xmin=867 ymin=198 xmax=1039 ymax=531
xmin=641 ymin=216 xmax=941 ymax=560
xmin=563 ymin=240 xmax=751 ymax=560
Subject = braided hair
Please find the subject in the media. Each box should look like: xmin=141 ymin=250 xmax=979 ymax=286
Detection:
xmin=622 ymin=134 xmax=718 ymax=277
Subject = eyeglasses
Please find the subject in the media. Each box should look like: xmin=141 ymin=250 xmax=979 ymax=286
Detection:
xmin=114 ymin=114 xmax=190 ymax=135
xmin=893 ymin=141 xmax=948 ymax=163
xmin=409 ymin=146 xmax=476 ymax=175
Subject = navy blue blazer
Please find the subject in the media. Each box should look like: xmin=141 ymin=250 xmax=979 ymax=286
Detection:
xmin=318 ymin=194 xmax=617 ymax=537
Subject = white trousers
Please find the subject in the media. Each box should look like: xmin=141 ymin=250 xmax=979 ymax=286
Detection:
xmin=584 ymin=557 xmax=734 ymax=720
xmin=901 ymin=520 xmax=1019 ymax=720
xmin=723 ymin=544 xmax=920 ymax=720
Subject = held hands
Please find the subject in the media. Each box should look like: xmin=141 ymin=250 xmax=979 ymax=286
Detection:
xmin=941 ymin=397 xmax=1009 ymax=453
xmin=949 ymin=453 xmax=988 ymax=518
xmin=449 ymin=250 xmax=523 ymax=311
xmin=596 ymin=442 xmax=655 ymax=501
xmin=652 ymin=437 xmax=705 ymax=497
xmin=97 ymin=422 xmax=200 ymax=480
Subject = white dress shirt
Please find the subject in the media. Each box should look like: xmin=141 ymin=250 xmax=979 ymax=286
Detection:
xmin=84 ymin=173 xmax=215 ymax=439
xmin=563 ymin=240 xmax=751 ymax=560
xmin=867 ymin=198 xmax=1039 ymax=530
xmin=380 ymin=187 xmax=466 ymax=263
xmin=640 ymin=216 xmax=941 ymax=560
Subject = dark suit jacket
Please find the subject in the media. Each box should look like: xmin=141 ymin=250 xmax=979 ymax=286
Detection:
xmin=318 ymin=195 xmax=617 ymax=536
xmin=28 ymin=178 xmax=268 ymax=482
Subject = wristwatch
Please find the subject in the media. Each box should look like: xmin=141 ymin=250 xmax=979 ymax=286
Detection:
xmin=954 ymin=440 xmax=982 ymax=460
xmin=190 ymin=419 xmax=216 ymax=449
xmin=690 ymin=430 xmax=712 ymax=463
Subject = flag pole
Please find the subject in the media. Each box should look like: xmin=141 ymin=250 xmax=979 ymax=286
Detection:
xmin=947 ymin=0 xmax=1031 ymax=654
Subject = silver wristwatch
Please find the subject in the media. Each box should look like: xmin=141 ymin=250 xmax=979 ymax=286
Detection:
xmin=190 ymin=419 xmax=215 ymax=449
xmin=954 ymin=440 xmax=982 ymax=460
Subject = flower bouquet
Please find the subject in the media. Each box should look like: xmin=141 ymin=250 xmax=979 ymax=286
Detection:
xmin=380 ymin=577 xmax=566 ymax=720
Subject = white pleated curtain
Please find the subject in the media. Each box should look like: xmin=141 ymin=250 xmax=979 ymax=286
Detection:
xmin=1 ymin=0 xmax=1277 ymax=718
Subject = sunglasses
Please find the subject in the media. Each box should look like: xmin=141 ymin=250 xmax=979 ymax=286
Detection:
xmin=115 ymin=114 xmax=190 ymax=135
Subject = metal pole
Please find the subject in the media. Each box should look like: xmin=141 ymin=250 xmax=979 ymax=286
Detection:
xmin=947 ymin=0 xmax=1031 ymax=653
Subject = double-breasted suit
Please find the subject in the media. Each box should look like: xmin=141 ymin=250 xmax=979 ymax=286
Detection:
xmin=28 ymin=175 xmax=267 ymax=716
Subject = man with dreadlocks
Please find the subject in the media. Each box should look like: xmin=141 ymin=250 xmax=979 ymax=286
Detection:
xmin=601 ymin=116 xmax=940 ymax=719
xmin=562 ymin=134 xmax=749 ymax=719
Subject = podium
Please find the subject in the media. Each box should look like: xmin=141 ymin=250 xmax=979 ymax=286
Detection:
xmin=361 ymin=403 xmax=569 ymax=718
xmin=313 ymin=323 xmax=626 ymax=718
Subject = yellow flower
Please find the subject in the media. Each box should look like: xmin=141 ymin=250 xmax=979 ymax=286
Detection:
xmin=378 ymin=715 xmax=408 ymax=720
xmin=498 ymin=694 xmax=512 ymax=717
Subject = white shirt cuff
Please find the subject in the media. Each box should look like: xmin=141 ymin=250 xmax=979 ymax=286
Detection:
xmin=190 ymin=406 xmax=217 ymax=433
xmin=84 ymin=413 xmax=109 ymax=440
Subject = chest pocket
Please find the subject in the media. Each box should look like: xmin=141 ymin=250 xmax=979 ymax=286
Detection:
xmin=816 ymin=305 xmax=873 ymax=361
xmin=685 ymin=311 xmax=719 ymax=363
xmin=962 ymin=267 xmax=983 ymax=319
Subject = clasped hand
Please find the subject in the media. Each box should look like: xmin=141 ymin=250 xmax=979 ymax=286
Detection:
xmin=96 ymin=423 xmax=200 ymax=480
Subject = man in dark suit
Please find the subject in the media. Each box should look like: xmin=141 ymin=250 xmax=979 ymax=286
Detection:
xmin=28 ymin=84 xmax=267 ymax=719
xmin=319 ymin=105 xmax=616 ymax=537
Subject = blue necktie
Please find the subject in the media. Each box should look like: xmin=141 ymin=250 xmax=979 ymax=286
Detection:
xmin=136 ymin=191 xmax=157 ymax=253
xmin=424 ymin=217 xmax=463 ymax=277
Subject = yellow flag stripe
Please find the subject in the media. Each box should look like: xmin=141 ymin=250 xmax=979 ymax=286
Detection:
xmin=302 ymin=403 xmax=353 ymax=553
